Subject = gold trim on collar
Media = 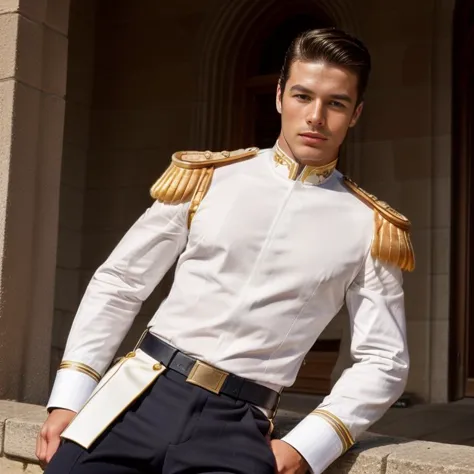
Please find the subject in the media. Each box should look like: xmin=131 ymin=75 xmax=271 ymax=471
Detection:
xmin=274 ymin=143 xmax=337 ymax=184
xmin=59 ymin=361 xmax=102 ymax=384
xmin=300 ymin=159 xmax=338 ymax=184
xmin=274 ymin=146 xmax=299 ymax=180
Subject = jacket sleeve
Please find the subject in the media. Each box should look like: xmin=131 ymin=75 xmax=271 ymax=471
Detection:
xmin=47 ymin=199 xmax=189 ymax=413
xmin=282 ymin=254 xmax=409 ymax=473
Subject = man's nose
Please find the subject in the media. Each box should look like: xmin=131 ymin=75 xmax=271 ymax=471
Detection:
xmin=307 ymin=102 xmax=326 ymax=127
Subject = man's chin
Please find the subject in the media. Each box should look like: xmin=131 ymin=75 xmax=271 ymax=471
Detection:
xmin=296 ymin=151 xmax=327 ymax=167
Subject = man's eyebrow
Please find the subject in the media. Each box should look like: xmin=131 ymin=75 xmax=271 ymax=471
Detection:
xmin=289 ymin=85 xmax=314 ymax=94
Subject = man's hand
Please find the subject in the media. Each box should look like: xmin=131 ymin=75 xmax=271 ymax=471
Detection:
xmin=36 ymin=408 xmax=76 ymax=467
xmin=270 ymin=439 xmax=309 ymax=473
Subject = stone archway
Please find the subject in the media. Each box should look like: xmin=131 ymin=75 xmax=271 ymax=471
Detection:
xmin=191 ymin=0 xmax=360 ymax=151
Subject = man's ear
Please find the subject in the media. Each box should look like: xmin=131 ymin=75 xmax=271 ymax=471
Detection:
xmin=349 ymin=102 xmax=364 ymax=127
xmin=276 ymin=83 xmax=282 ymax=114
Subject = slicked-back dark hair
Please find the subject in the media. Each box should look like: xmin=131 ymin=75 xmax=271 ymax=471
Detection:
xmin=279 ymin=28 xmax=371 ymax=105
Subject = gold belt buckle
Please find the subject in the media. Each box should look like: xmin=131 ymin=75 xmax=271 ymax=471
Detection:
xmin=186 ymin=360 xmax=228 ymax=394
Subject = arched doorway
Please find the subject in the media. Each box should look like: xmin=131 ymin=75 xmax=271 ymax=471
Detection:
xmin=451 ymin=0 xmax=474 ymax=399
xmin=234 ymin=12 xmax=334 ymax=149
xmin=194 ymin=0 xmax=359 ymax=395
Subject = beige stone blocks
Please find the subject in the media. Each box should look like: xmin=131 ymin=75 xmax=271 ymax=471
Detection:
xmin=386 ymin=440 xmax=474 ymax=473
xmin=0 ymin=7 xmax=69 ymax=90
xmin=429 ymin=320 xmax=449 ymax=403
xmin=0 ymin=458 xmax=43 ymax=473
xmin=354 ymin=140 xmax=395 ymax=184
xmin=0 ymin=13 xmax=19 ymax=80
xmin=0 ymin=80 xmax=41 ymax=401
xmin=58 ymin=185 xmax=85 ymax=231
xmin=0 ymin=0 xmax=70 ymax=403
xmin=432 ymin=230 xmax=450 ymax=275
xmin=0 ymin=401 xmax=46 ymax=461
xmin=0 ymin=0 xmax=47 ymax=21
xmin=90 ymin=107 xmax=193 ymax=150
xmin=401 ymin=180 xmax=431 ymax=230
xmin=433 ymin=177 xmax=451 ymax=229
xmin=63 ymin=101 xmax=91 ymax=147
xmin=45 ymin=0 xmax=70 ymax=36
xmin=0 ymin=79 xmax=15 ymax=166
xmin=81 ymin=230 xmax=122 ymax=270
xmin=87 ymin=149 xmax=169 ymax=189
xmin=405 ymin=320 xmax=430 ymax=399
xmin=55 ymin=267 xmax=80 ymax=312
xmin=432 ymin=135 xmax=450 ymax=179
xmin=393 ymin=137 xmax=432 ymax=181
xmin=16 ymin=14 xmax=43 ymax=88
xmin=363 ymin=85 xmax=432 ymax=142
xmin=83 ymin=186 xmax=151 ymax=232
xmin=61 ymin=146 xmax=87 ymax=189
xmin=326 ymin=433 xmax=406 ymax=474
xmin=52 ymin=310 xmax=74 ymax=349
xmin=431 ymin=275 xmax=450 ymax=321
xmin=0 ymin=0 xmax=70 ymax=34
xmin=56 ymin=227 xmax=82 ymax=269
xmin=42 ymin=26 xmax=68 ymax=97
xmin=0 ymin=0 xmax=19 ymax=13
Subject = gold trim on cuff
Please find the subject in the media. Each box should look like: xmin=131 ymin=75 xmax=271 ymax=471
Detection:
xmin=59 ymin=361 xmax=101 ymax=384
xmin=311 ymin=409 xmax=355 ymax=452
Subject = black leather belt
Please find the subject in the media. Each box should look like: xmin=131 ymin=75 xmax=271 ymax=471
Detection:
xmin=139 ymin=332 xmax=280 ymax=413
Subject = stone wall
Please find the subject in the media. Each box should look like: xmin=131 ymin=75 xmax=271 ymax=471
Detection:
xmin=52 ymin=0 xmax=97 ymax=387
xmin=348 ymin=0 xmax=454 ymax=402
xmin=1 ymin=401 xmax=474 ymax=474
xmin=0 ymin=0 xmax=70 ymax=404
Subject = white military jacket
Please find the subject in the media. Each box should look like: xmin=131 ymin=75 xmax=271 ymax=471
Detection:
xmin=49 ymin=143 xmax=412 ymax=474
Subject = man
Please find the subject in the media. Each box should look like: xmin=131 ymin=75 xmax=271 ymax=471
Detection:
xmin=38 ymin=28 xmax=413 ymax=474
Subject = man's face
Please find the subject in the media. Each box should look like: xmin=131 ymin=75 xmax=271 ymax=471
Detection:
xmin=276 ymin=60 xmax=363 ymax=167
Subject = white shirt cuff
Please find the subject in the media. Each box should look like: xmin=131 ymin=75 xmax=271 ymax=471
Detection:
xmin=282 ymin=414 xmax=344 ymax=474
xmin=47 ymin=369 xmax=98 ymax=413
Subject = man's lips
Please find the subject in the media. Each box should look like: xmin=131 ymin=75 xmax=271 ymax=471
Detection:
xmin=299 ymin=132 xmax=328 ymax=140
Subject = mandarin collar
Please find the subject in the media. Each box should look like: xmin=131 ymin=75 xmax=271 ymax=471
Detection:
xmin=272 ymin=142 xmax=338 ymax=186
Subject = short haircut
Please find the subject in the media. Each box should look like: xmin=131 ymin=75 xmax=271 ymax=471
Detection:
xmin=279 ymin=28 xmax=372 ymax=104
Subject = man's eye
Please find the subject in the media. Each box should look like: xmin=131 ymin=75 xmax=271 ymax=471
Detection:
xmin=295 ymin=94 xmax=311 ymax=101
xmin=330 ymin=100 xmax=345 ymax=108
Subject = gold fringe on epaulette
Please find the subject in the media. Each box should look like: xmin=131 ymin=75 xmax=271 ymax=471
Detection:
xmin=188 ymin=167 xmax=214 ymax=227
xmin=150 ymin=164 xmax=209 ymax=204
xmin=372 ymin=212 xmax=415 ymax=272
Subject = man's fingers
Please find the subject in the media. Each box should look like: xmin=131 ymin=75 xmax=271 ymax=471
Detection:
xmin=45 ymin=434 xmax=61 ymax=463
xmin=36 ymin=430 xmax=49 ymax=467
xmin=35 ymin=432 xmax=41 ymax=459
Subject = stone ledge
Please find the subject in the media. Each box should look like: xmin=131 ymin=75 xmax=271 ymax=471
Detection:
xmin=276 ymin=409 xmax=474 ymax=473
xmin=386 ymin=440 xmax=474 ymax=473
xmin=1 ymin=402 xmax=474 ymax=474
xmin=0 ymin=457 xmax=42 ymax=473
xmin=0 ymin=401 xmax=46 ymax=462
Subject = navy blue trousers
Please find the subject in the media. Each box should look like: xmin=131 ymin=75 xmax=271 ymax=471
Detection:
xmin=45 ymin=368 xmax=276 ymax=473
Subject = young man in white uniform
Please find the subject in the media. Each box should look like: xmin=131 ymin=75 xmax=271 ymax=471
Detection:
xmin=38 ymin=28 xmax=414 ymax=474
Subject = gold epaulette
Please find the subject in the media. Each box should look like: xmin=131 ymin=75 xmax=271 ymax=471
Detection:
xmin=343 ymin=176 xmax=415 ymax=272
xmin=150 ymin=148 xmax=259 ymax=227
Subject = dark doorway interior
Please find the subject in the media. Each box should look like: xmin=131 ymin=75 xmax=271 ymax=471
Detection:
xmin=451 ymin=0 xmax=474 ymax=399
